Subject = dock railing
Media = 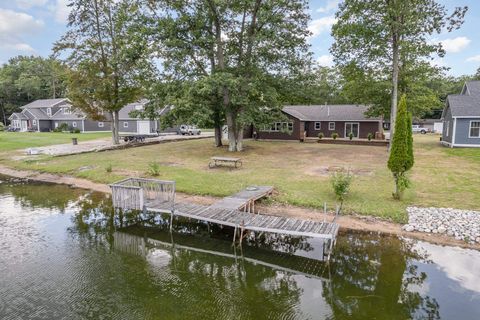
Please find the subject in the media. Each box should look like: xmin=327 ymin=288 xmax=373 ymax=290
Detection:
xmin=110 ymin=178 xmax=175 ymax=212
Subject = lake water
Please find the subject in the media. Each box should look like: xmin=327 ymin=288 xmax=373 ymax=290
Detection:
xmin=1 ymin=175 xmax=479 ymax=319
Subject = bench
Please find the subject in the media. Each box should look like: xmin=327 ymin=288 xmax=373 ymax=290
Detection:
xmin=209 ymin=156 xmax=242 ymax=168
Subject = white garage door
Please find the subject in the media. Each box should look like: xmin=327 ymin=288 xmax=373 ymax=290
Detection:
xmin=137 ymin=121 xmax=150 ymax=134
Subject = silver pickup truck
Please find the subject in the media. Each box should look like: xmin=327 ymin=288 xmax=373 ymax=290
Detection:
xmin=177 ymin=125 xmax=201 ymax=135
xmin=412 ymin=125 xmax=431 ymax=134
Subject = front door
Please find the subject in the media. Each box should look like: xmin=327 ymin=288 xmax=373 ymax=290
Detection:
xmin=20 ymin=120 xmax=27 ymax=132
xmin=345 ymin=122 xmax=359 ymax=138
xmin=304 ymin=122 xmax=310 ymax=137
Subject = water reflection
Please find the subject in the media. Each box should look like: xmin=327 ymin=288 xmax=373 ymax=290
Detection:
xmin=1 ymin=176 xmax=480 ymax=319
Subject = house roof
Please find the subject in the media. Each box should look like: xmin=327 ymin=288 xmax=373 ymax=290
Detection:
xmin=20 ymin=98 xmax=69 ymax=109
xmin=463 ymin=80 xmax=480 ymax=97
xmin=282 ymin=105 xmax=381 ymax=122
xmin=8 ymin=112 xmax=28 ymax=120
xmin=50 ymin=105 xmax=86 ymax=120
xmin=23 ymin=108 xmax=50 ymax=120
xmin=117 ymin=99 xmax=172 ymax=120
xmin=446 ymin=81 xmax=480 ymax=117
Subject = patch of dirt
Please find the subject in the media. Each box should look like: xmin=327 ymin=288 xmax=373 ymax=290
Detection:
xmin=304 ymin=166 xmax=373 ymax=177
xmin=1 ymin=164 xmax=478 ymax=250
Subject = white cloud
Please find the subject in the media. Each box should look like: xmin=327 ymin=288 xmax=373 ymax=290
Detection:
xmin=54 ymin=0 xmax=71 ymax=24
xmin=308 ymin=16 xmax=337 ymax=38
xmin=0 ymin=9 xmax=44 ymax=54
xmin=316 ymin=0 xmax=340 ymax=13
xmin=466 ymin=55 xmax=480 ymax=63
xmin=316 ymin=54 xmax=334 ymax=67
xmin=15 ymin=0 xmax=48 ymax=9
xmin=440 ymin=36 xmax=471 ymax=53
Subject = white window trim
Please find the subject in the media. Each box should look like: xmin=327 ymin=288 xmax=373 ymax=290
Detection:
xmin=98 ymin=122 xmax=104 ymax=128
xmin=72 ymin=122 xmax=77 ymax=128
xmin=46 ymin=108 xmax=52 ymax=116
xmin=314 ymin=122 xmax=321 ymax=130
xmin=469 ymin=120 xmax=480 ymax=138
xmin=63 ymin=108 xmax=71 ymax=115
xmin=123 ymin=121 xmax=129 ymax=128
xmin=329 ymin=122 xmax=335 ymax=130
xmin=445 ymin=121 xmax=450 ymax=137
xmin=32 ymin=119 xmax=37 ymax=126
xmin=344 ymin=122 xmax=360 ymax=138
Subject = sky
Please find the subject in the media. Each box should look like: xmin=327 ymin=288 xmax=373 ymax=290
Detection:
xmin=0 ymin=0 xmax=479 ymax=77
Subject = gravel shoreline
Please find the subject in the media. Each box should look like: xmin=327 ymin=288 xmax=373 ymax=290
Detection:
xmin=404 ymin=207 xmax=480 ymax=244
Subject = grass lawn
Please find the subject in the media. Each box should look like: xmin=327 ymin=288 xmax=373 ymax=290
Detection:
xmin=1 ymin=134 xmax=479 ymax=223
xmin=0 ymin=131 xmax=112 ymax=151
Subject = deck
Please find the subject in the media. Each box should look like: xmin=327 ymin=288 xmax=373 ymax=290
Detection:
xmin=110 ymin=179 xmax=339 ymax=259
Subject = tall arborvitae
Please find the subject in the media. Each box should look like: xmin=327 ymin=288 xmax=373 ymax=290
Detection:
xmin=388 ymin=95 xmax=412 ymax=199
xmin=406 ymin=111 xmax=414 ymax=171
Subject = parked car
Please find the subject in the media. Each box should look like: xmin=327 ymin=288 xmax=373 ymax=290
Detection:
xmin=412 ymin=125 xmax=430 ymax=134
xmin=177 ymin=125 xmax=201 ymax=135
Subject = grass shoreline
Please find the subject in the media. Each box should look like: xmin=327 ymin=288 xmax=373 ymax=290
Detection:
xmin=1 ymin=133 xmax=479 ymax=223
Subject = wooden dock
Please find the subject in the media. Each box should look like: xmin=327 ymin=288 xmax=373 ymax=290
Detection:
xmin=110 ymin=178 xmax=339 ymax=258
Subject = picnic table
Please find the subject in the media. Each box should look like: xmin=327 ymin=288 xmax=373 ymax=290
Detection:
xmin=209 ymin=156 xmax=242 ymax=168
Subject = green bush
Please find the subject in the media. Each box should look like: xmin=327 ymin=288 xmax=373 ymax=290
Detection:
xmin=318 ymin=132 xmax=324 ymax=139
xmin=348 ymin=132 xmax=354 ymax=140
xmin=105 ymin=163 xmax=112 ymax=173
xmin=367 ymin=133 xmax=373 ymax=141
xmin=71 ymin=128 xmax=81 ymax=134
xmin=54 ymin=123 xmax=69 ymax=132
xmin=148 ymin=162 xmax=161 ymax=176
xmin=331 ymin=132 xmax=338 ymax=140
xmin=0 ymin=122 xmax=5 ymax=131
xmin=330 ymin=169 xmax=354 ymax=214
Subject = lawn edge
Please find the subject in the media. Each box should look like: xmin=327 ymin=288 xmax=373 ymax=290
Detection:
xmin=1 ymin=164 xmax=478 ymax=250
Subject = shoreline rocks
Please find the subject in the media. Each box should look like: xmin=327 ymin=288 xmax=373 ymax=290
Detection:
xmin=403 ymin=207 xmax=480 ymax=244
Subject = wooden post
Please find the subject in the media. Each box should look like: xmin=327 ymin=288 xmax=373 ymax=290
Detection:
xmin=232 ymin=225 xmax=237 ymax=245
xmin=169 ymin=211 xmax=174 ymax=231
xmin=323 ymin=202 xmax=327 ymax=222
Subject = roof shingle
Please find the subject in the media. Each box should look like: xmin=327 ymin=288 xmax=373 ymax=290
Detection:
xmin=282 ymin=105 xmax=381 ymax=121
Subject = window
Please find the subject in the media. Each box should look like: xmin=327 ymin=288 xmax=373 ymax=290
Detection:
xmin=264 ymin=122 xmax=293 ymax=132
xmin=123 ymin=122 xmax=129 ymax=128
xmin=314 ymin=122 xmax=321 ymax=130
xmin=98 ymin=122 xmax=104 ymax=128
xmin=63 ymin=108 xmax=71 ymax=114
xmin=55 ymin=122 xmax=59 ymax=128
xmin=72 ymin=122 xmax=77 ymax=128
xmin=46 ymin=108 xmax=52 ymax=116
xmin=329 ymin=122 xmax=335 ymax=130
xmin=470 ymin=121 xmax=480 ymax=138
xmin=445 ymin=121 xmax=449 ymax=137
xmin=32 ymin=120 xmax=37 ymax=126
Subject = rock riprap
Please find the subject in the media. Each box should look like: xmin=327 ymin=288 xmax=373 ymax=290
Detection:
xmin=403 ymin=207 xmax=480 ymax=243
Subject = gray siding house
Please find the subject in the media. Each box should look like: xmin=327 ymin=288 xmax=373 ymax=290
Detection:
xmin=8 ymin=98 xmax=162 ymax=134
xmin=442 ymin=81 xmax=480 ymax=148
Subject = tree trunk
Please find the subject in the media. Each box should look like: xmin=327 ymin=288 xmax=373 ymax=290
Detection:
xmin=214 ymin=125 xmax=223 ymax=147
xmin=226 ymin=110 xmax=237 ymax=152
xmin=111 ymin=110 xmax=120 ymax=145
xmin=393 ymin=174 xmax=400 ymax=200
xmin=236 ymin=126 xmax=244 ymax=152
xmin=390 ymin=21 xmax=400 ymax=151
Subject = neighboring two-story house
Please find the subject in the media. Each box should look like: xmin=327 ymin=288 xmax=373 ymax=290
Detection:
xmin=8 ymin=98 xmax=162 ymax=134
xmin=442 ymin=81 xmax=480 ymax=148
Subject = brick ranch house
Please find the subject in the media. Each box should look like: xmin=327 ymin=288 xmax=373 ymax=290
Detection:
xmin=247 ymin=105 xmax=383 ymax=141
xmin=8 ymin=98 xmax=163 ymax=134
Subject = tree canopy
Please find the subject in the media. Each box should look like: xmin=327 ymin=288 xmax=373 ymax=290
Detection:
xmin=54 ymin=0 xmax=154 ymax=144
xmin=331 ymin=0 xmax=467 ymax=138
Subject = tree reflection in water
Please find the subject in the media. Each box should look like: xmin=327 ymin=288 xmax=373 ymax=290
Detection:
xmin=327 ymin=232 xmax=439 ymax=320
xmin=70 ymin=191 xmax=439 ymax=319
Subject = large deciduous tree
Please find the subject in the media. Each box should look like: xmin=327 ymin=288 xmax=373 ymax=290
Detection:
xmin=54 ymin=0 xmax=153 ymax=144
xmin=0 ymin=56 xmax=67 ymax=125
xmin=145 ymin=0 xmax=312 ymax=152
xmin=331 ymin=0 xmax=467 ymax=142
